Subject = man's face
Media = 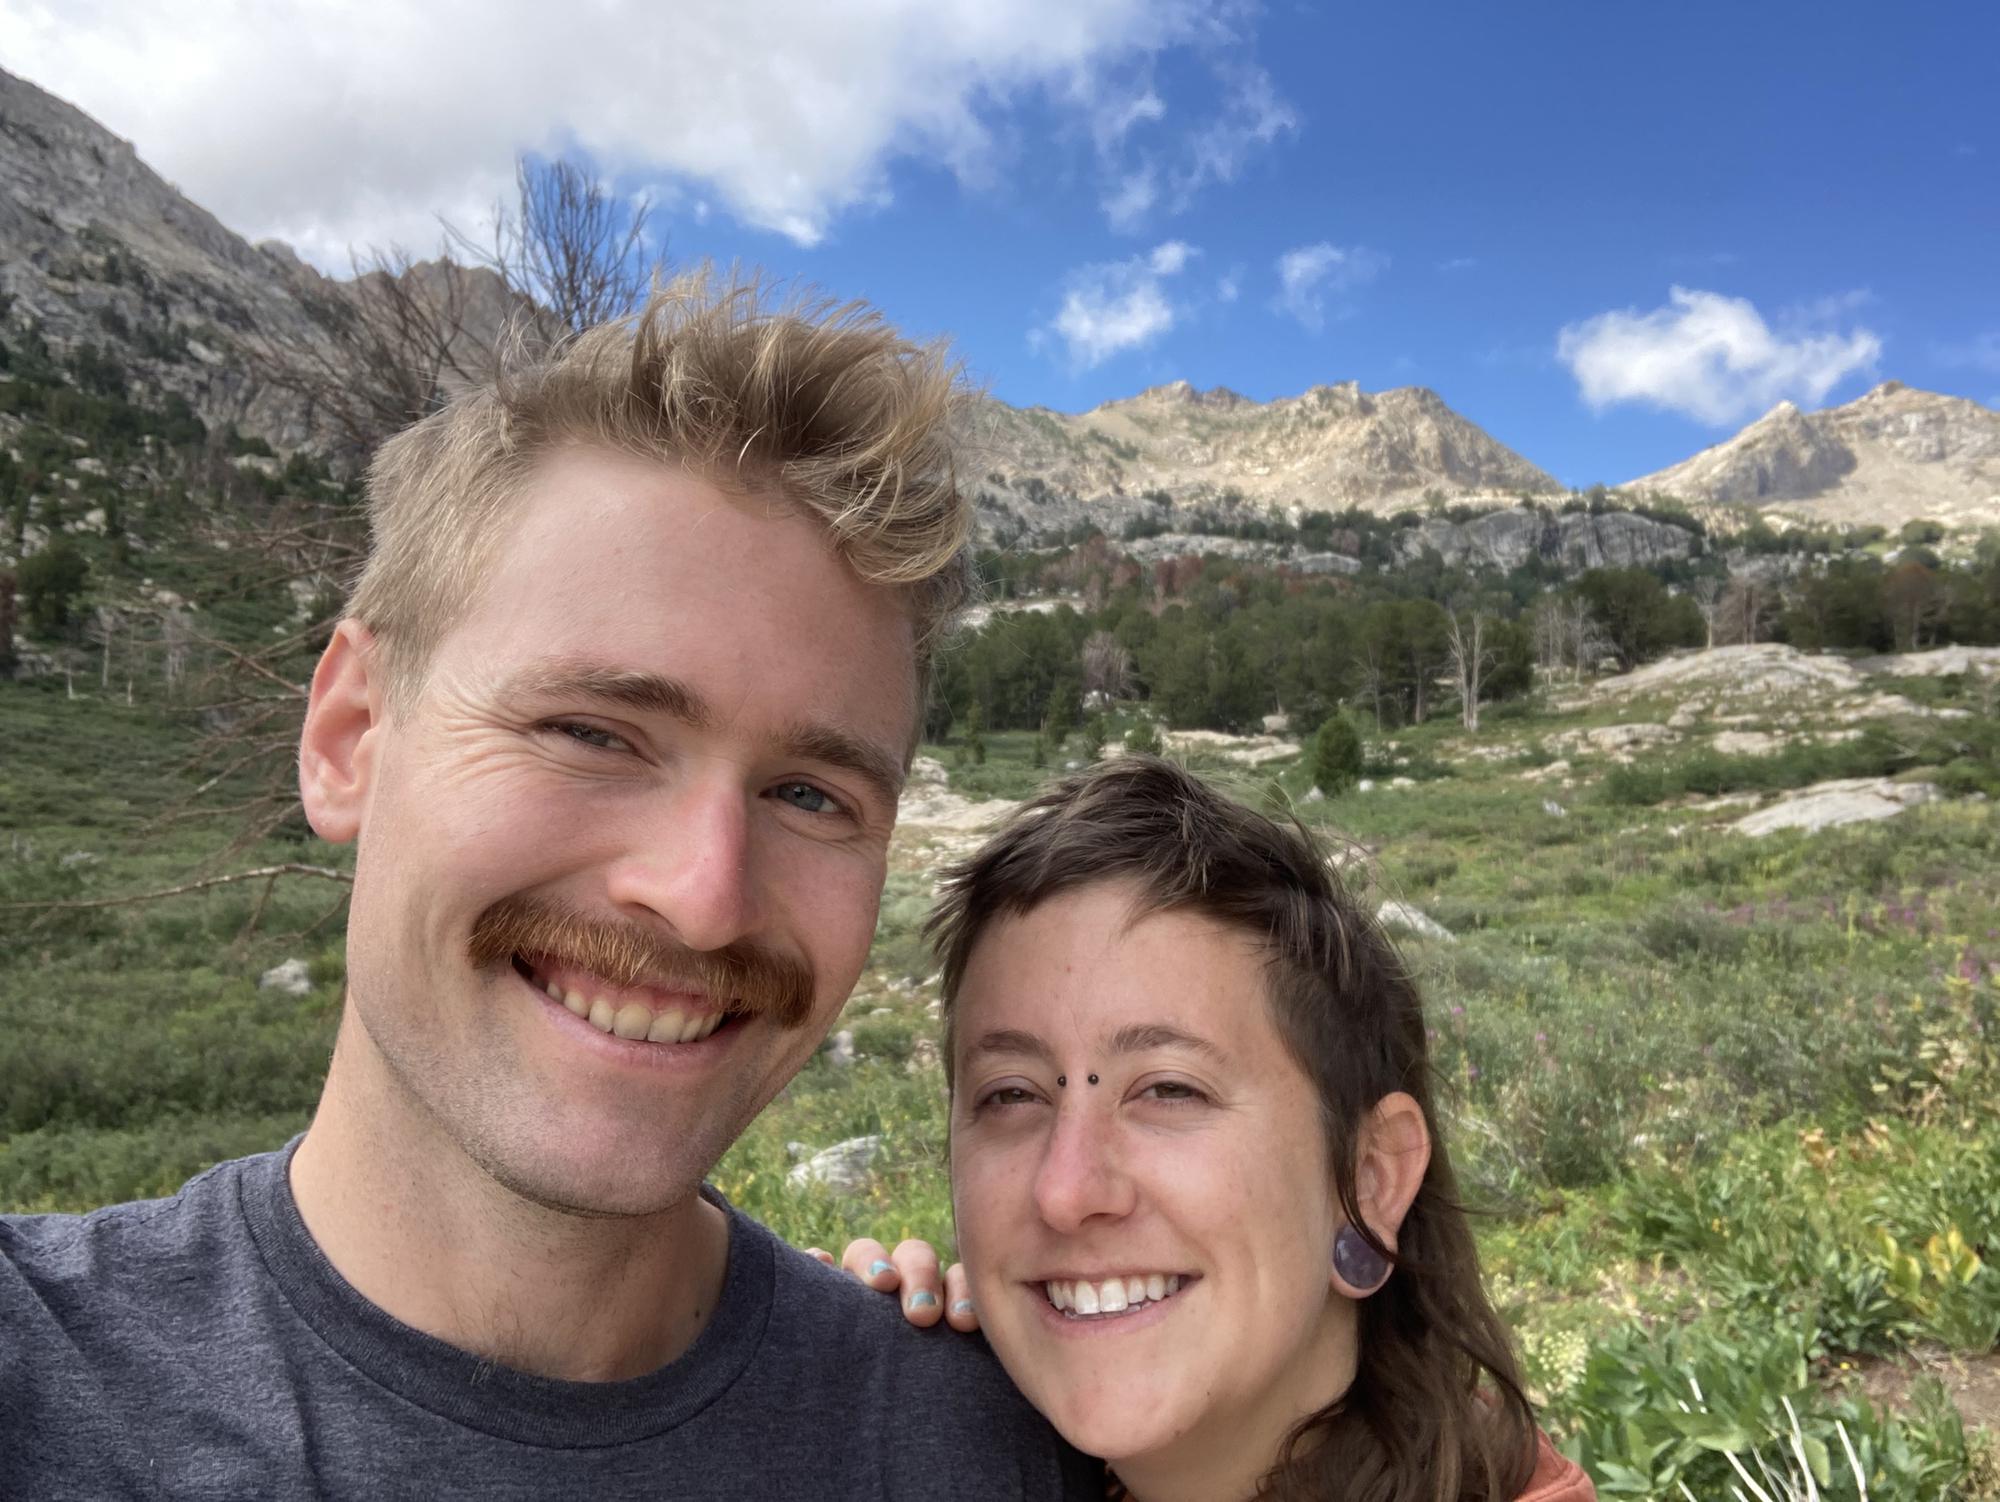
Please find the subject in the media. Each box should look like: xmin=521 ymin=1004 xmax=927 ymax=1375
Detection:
xmin=326 ymin=447 xmax=915 ymax=1216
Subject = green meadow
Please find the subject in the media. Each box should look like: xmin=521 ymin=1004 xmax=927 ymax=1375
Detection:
xmin=2 ymin=674 xmax=1996 ymax=1500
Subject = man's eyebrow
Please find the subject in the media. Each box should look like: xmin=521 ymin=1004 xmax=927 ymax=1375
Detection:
xmin=1108 ymin=1023 xmax=1222 ymax=1060
xmin=492 ymin=662 xmax=902 ymax=809
xmin=498 ymin=660 xmax=712 ymax=726
xmin=779 ymin=722 xmax=906 ymax=811
xmin=962 ymin=1029 xmax=1056 ymax=1067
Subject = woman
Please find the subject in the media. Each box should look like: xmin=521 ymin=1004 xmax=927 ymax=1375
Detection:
xmin=825 ymin=757 xmax=1592 ymax=1502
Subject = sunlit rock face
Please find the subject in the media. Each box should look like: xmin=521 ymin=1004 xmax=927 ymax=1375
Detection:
xmin=1390 ymin=508 xmax=1699 ymax=572
xmin=1627 ymin=382 xmax=2000 ymax=531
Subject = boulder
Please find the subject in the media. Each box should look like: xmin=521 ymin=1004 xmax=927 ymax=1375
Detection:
xmin=822 ymin=1028 xmax=857 ymax=1068
xmin=786 ymin=1135 xmax=882 ymax=1195
xmin=1711 ymin=730 xmax=1784 ymax=757
xmin=258 ymin=958 xmax=312 ymax=996
xmin=1731 ymin=779 xmax=1940 ymax=838
xmin=1376 ymin=902 xmax=1455 ymax=942
xmin=1584 ymin=723 xmax=1677 ymax=757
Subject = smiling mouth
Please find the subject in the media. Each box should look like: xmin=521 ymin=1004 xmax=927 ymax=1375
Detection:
xmin=513 ymin=953 xmax=742 ymax=1046
xmin=1043 ymin=1273 xmax=1193 ymax=1319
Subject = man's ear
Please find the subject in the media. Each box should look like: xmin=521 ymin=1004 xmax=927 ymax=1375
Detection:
xmin=299 ymin=620 xmax=386 ymax=846
xmin=1352 ymin=1091 xmax=1431 ymax=1254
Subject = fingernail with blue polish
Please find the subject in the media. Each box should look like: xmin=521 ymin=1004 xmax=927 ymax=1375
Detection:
xmin=909 ymin=1291 xmax=938 ymax=1310
xmin=950 ymin=1299 xmax=975 ymax=1316
xmin=869 ymin=1260 xmax=894 ymax=1278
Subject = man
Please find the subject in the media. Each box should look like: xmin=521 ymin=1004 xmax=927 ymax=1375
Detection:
xmin=0 ymin=277 xmax=1095 ymax=1498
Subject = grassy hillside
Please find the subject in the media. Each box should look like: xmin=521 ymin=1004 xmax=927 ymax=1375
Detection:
xmin=2 ymin=675 xmax=1996 ymax=1499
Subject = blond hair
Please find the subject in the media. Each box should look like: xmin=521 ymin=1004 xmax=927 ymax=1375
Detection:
xmin=347 ymin=270 xmax=974 ymax=710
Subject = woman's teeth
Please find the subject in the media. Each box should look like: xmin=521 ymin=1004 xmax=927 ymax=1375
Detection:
xmin=1044 ymin=1274 xmax=1182 ymax=1317
xmin=543 ymin=981 xmax=724 ymax=1045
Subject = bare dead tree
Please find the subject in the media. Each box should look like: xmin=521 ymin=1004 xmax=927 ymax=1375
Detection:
xmin=0 ymin=569 xmax=17 ymax=677
xmin=1717 ymin=577 xmax=1777 ymax=646
xmin=249 ymin=155 xmax=663 ymax=469
xmin=1080 ymin=630 xmax=1135 ymax=701
xmin=449 ymin=157 xmax=659 ymax=335
xmin=1530 ymin=596 xmax=1568 ymax=677
xmin=1351 ymin=638 xmax=1387 ymax=729
xmin=1562 ymin=593 xmax=1606 ymax=681
xmin=1444 ymin=608 xmax=1495 ymax=731
xmin=1690 ymin=576 xmax=1726 ymax=650
xmin=244 ymin=245 xmax=492 ymax=468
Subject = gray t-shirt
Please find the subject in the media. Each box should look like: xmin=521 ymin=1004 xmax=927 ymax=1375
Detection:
xmin=0 ymin=1145 xmax=1097 ymax=1500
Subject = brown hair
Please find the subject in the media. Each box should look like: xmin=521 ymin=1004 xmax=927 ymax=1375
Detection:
xmin=927 ymin=756 xmax=1536 ymax=1502
xmin=347 ymin=269 xmax=974 ymax=713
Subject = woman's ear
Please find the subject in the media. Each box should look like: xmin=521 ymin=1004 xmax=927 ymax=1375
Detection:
xmin=1351 ymin=1090 xmax=1432 ymax=1256
xmin=298 ymin=620 xmax=386 ymax=845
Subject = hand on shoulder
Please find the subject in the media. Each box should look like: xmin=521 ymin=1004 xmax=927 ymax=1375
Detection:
xmin=802 ymin=1237 xmax=980 ymax=1332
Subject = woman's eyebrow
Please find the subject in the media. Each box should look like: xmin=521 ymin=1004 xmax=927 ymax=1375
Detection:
xmin=962 ymin=1024 xmax=1222 ymax=1068
xmin=1108 ymin=1023 xmax=1222 ymax=1059
xmin=962 ymin=1029 xmax=1054 ymax=1068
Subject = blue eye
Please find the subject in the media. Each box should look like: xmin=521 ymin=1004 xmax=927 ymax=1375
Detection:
xmin=774 ymin=781 xmax=836 ymax=815
xmin=553 ymin=722 xmax=626 ymax=751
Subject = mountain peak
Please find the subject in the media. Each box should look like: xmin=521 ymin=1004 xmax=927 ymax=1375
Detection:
xmin=1126 ymin=380 xmax=1248 ymax=411
xmin=1627 ymin=380 xmax=2000 ymax=523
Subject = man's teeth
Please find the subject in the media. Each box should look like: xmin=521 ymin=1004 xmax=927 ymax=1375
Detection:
xmin=1044 ymin=1274 xmax=1182 ymax=1317
xmin=543 ymin=981 xmax=724 ymax=1045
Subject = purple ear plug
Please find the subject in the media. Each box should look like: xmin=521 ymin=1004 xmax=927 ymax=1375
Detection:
xmin=1333 ymin=1225 xmax=1391 ymax=1293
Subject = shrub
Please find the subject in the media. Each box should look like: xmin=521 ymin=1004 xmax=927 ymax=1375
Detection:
xmin=1122 ymin=719 xmax=1163 ymax=756
xmin=1310 ymin=713 xmax=1363 ymax=795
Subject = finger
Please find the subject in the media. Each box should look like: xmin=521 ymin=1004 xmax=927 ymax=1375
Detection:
xmin=943 ymin=1263 xmax=980 ymax=1332
xmin=891 ymin=1238 xmax=945 ymax=1327
xmin=803 ymin=1247 xmax=834 ymax=1267
xmin=840 ymin=1237 xmax=897 ymax=1290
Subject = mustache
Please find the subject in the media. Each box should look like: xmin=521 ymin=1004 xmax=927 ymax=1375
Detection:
xmin=468 ymin=895 xmax=816 ymax=1030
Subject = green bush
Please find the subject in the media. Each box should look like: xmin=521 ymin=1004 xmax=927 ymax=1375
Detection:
xmin=1311 ymin=713 xmax=1363 ymax=794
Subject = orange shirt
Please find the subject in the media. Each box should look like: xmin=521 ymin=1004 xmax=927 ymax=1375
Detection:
xmin=1518 ymin=1431 xmax=1596 ymax=1501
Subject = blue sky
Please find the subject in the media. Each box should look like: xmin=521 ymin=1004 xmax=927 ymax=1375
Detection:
xmin=6 ymin=0 xmax=1995 ymax=486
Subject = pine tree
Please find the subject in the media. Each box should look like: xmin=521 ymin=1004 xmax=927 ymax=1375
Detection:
xmin=1311 ymin=714 xmax=1363 ymax=796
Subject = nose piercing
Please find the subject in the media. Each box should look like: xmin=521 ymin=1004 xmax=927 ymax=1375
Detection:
xmin=1087 ymin=1073 xmax=1099 ymax=1085
xmin=1056 ymin=1075 xmax=1066 ymax=1088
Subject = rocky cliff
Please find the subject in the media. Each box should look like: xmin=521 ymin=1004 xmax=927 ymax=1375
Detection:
xmin=962 ymin=377 xmax=1561 ymax=539
xmin=1391 ymin=508 xmax=1699 ymax=571
xmin=0 ymin=65 xmax=344 ymax=443
xmin=0 ymin=66 xmax=523 ymax=453
xmin=1628 ymin=382 xmax=2000 ymax=531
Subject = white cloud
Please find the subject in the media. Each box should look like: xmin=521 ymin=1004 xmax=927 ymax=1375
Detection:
xmin=0 ymin=0 xmax=1241 ymax=263
xmin=1274 ymin=242 xmax=1387 ymax=330
xmin=1046 ymin=241 xmax=1198 ymax=368
xmin=1090 ymin=87 xmax=1167 ymax=155
xmin=1102 ymin=168 xmax=1160 ymax=230
xmin=1556 ymin=286 xmax=1882 ymax=426
xmin=1216 ymin=271 xmax=1241 ymax=304
xmin=1088 ymin=54 xmax=1296 ymax=231
xmin=1174 ymin=61 xmax=1297 ymax=203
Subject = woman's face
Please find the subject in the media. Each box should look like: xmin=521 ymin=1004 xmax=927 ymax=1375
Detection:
xmin=949 ymin=882 xmax=1354 ymax=1474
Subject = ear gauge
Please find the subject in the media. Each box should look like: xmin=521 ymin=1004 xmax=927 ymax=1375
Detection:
xmin=1333 ymin=1224 xmax=1391 ymax=1294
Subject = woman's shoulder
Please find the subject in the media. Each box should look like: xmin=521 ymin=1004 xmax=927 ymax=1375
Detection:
xmin=1515 ymin=1431 xmax=1595 ymax=1502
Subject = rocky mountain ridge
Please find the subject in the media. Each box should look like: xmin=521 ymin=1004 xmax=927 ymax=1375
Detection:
xmin=961 ymin=377 xmax=1562 ymax=539
xmin=4 ymin=66 xmax=1997 ymax=544
xmin=1628 ymin=381 xmax=2000 ymax=531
